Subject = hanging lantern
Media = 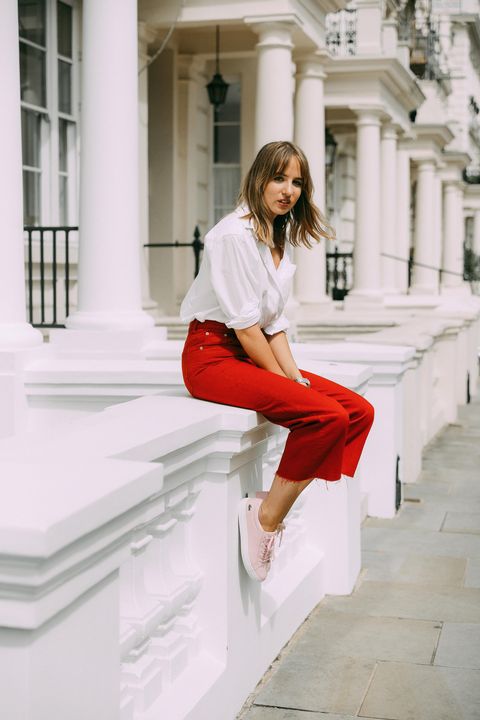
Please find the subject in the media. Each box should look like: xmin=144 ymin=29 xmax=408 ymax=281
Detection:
xmin=325 ymin=127 xmax=338 ymax=169
xmin=206 ymin=26 xmax=229 ymax=109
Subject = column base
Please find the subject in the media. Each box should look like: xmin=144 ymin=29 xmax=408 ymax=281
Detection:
xmin=0 ymin=322 xmax=43 ymax=350
xmin=383 ymin=294 xmax=440 ymax=310
xmin=65 ymin=309 xmax=155 ymax=332
xmin=49 ymin=325 xmax=167 ymax=357
xmin=408 ymin=284 xmax=439 ymax=296
xmin=440 ymin=283 xmax=472 ymax=298
xmin=343 ymin=289 xmax=385 ymax=311
xmin=296 ymin=298 xmax=334 ymax=322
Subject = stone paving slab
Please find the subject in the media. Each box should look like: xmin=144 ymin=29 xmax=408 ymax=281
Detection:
xmin=402 ymin=490 xmax=480 ymax=514
xmin=243 ymin=709 xmax=362 ymax=720
xmin=321 ymin=580 xmax=480 ymax=622
xmin=434 ymin=623 xmax=480 ymax=669
xmin=362 ymin=526 xmax=480 ymax=558
xmin=253 ymin=655 xmax=376 ymax=716
xmin=442 ymin=512 xmax=480 ymax=534
xmin=359 ymin=662 xmax=480 ymax=720
xmin=289 ymin=611 xmax=440 ymax=664
xmin=451 ymin=479 xmax=480 ymax=498
xmin=360 ymin=552 xmax=405 ymax=582
xmin=238 ymin=395 xmax=480 ymax=720
xmin=364 ymin=504 xmax=446 ymax=531
xmin=372 ymin=555 xmax=467 ymax=587
xmin=465 ymin=558 xmax=480 ymax=587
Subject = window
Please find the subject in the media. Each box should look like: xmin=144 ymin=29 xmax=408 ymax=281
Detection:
xmin=212 ymin=80 xmax=241 ymax=224
xmin=19 ymin=0 xmax=78 ymax=225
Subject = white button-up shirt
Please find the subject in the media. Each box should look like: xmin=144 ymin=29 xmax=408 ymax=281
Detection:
xmin=180 ymin=206 xmax=296 ymax=334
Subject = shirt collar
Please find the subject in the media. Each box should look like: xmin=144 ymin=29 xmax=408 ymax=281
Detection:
xmin=234 ymin=204 xmax=254 ymax=229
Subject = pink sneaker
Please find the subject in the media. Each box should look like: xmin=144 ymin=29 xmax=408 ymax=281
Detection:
xmin=238 ymin=498 xmax=284 ymax=582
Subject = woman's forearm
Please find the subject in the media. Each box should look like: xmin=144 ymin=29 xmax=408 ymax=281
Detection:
xmin=265 ymin=331 xmax=301 ymax=380
xmin=234 ymin=324 xmax=287 ymax=376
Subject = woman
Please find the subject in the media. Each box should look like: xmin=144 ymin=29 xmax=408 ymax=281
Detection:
xmin=180 ymin=141 xmax=374 ymax=582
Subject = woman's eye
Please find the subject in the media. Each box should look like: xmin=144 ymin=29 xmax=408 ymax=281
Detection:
xmin=273 ymin=175 xmax=284 ymax=182
xmin=293 ymin=180 xmax=303 ymax=187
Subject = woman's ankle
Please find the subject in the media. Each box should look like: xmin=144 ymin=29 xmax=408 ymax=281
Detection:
xmin=258 ymin=501 xmax=281 ymax=532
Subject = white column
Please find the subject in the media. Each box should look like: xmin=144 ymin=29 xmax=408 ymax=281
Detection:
xmin=380 ymin=124 xmax=398 ymax=292
xmin=252 ymin=22 xmax=294 ymax=149
xmin=432 ymin=171 xmax=443 ymax=282
xmin=349 ymin=109 xmax=382 ymax=298
xmin=294 ymin=54 xmax=329 ymax=305
xmin=442 ymin=181 xmax=464 ymax=289
xmin=395 ymin=144 xmax=411 ymax=293
xmin=66 ymin=0 xmax=153 ymax=331
xmin=410 ymin=159 xmax=438 ymax=293
xmin=138 ymin=25 xmax=157 ymax=314
xmin=473 ymin=209 xmax=480 ymax=256
xmin=0 ymin=1 xmax=42 ymax=349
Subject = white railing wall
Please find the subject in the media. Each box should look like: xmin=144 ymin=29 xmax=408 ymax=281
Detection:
xmin=0 ymin=363 xmax=370 ymax=720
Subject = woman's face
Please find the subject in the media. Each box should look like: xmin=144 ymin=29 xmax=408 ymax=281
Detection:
xmin=263 ymin=156 xmax=303 ymax=220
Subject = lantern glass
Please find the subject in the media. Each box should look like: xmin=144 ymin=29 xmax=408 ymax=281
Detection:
xmin=207 ymin=73 xmax=229 ymax=108
xmin=325 ymin=128 xmax=337 ymax=169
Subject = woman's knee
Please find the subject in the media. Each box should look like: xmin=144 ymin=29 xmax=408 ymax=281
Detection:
xmin=329 ymin=406 xmax=350 ymax=435
xmin=357 ymin=396 xmax=375 ymax=428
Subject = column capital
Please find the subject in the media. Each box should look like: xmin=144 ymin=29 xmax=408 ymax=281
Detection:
xmin=294 ymin=50 xmax=329 ymax=79
xmin=138 ymin=21 xmax=156 ymax=50
xmin=381 ymin=123 xmax=400 ymax=141
xmin=415 ymin=157 xmax=436 ymax=172
xmin=354 ymin=107 xmax=384 ymax=127
xmin=246 ymin=18 xmax=294 ymax=49
xmin=177 ymin=54 xmax=207 ymax=82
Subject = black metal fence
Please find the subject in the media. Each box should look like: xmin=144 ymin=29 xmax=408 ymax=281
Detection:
xmin=326 ymin=247 xmax=353 ymax=300
xmin=24 ymin=225 xmax=77 ymax=328
xmin=23 ymin=225 xmax=204 ymax=329
xmin=144 ymin=226 xmax=204 ymax=277
xmin=382 ymin=249 xmax=480 ymax=289
xmin=24 ymin=225 xmax=479 ymax=329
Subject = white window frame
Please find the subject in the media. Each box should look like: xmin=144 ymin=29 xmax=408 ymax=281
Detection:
xmin=20 ymin=0 xmax=79 ymax=226
xmin=210 ymin=75 xmax=241 ymax=227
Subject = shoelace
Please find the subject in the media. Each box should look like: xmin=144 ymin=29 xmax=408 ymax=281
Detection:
xmin=259 ymin=522 xmax=286 ymax=567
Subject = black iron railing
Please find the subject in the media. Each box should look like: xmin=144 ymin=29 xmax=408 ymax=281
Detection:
xmin=144 ymin=226 xmax=204 ymax=277
xmin=398 ymin=13 xmax=449 ymax=84
xmin=24 ymin=225 xmax=78 ymax=328
xmin=381 ymin=249 xmax=480 ymax=289
xmin=326 ymin=247 xmax=353 ymax=300
xmin=325 ymin=8 xmax=357 ymax=57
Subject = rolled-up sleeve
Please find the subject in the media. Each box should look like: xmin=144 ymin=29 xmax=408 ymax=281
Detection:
xmin=263 ymin=313 xmax=290 ymax=335
xmin=206 ymin=233 xmax=263 ymax=329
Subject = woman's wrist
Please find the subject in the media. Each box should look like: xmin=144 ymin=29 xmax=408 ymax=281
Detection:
xmin=294 ymin=375 xmax=311 ymax=388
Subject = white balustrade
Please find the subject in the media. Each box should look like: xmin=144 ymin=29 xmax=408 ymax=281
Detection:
xmin=0 ymin=354 xmax=370 ymax=720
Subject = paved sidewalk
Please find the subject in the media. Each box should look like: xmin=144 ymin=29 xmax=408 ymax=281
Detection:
xmin=238 ymin=395 xmax=480 ymax=720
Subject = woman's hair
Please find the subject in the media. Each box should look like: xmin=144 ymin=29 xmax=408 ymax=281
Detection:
xmin=237 ymin=140 xmax=335 ymax=248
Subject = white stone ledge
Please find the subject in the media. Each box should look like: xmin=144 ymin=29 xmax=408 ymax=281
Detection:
xmin=0 ymin=358 xmax=372 ymax=718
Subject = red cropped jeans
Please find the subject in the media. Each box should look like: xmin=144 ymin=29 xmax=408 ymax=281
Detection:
xmin=182 ymin=320 xmax=374 ymax=482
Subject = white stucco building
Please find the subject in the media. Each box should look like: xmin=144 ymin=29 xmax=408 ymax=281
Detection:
xmin=0 ymin=1 xmax=479 ymax=718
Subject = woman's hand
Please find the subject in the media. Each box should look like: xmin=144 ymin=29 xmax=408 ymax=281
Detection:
xmin=234 ymin=324 xmax=287 ymax=377
xmin=265 ymin=331 xmax=304 ymax=382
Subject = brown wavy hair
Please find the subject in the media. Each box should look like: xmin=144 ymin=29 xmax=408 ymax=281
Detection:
xmin=238 ymin=141 xmax=335 ymax=249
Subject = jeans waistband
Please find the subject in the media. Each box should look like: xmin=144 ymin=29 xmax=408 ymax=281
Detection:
xmin=188 ymin=319 xmax=236 ymax=335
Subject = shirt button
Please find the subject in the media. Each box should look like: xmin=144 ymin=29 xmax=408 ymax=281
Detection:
xmin=224 ymin=333 xmax=228 ymax=337
xmin=205 ymin=331 xmax=209 ymax=335
xmin=200 ymin=345 xmax=204 ymax=350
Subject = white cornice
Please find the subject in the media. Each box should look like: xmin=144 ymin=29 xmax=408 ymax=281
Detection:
xmin=324 ymin=56 xmax=425 ymax=130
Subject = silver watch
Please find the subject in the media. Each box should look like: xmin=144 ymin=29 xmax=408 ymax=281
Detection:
xmin=294 ymin=376 xmax=311 ymax=388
